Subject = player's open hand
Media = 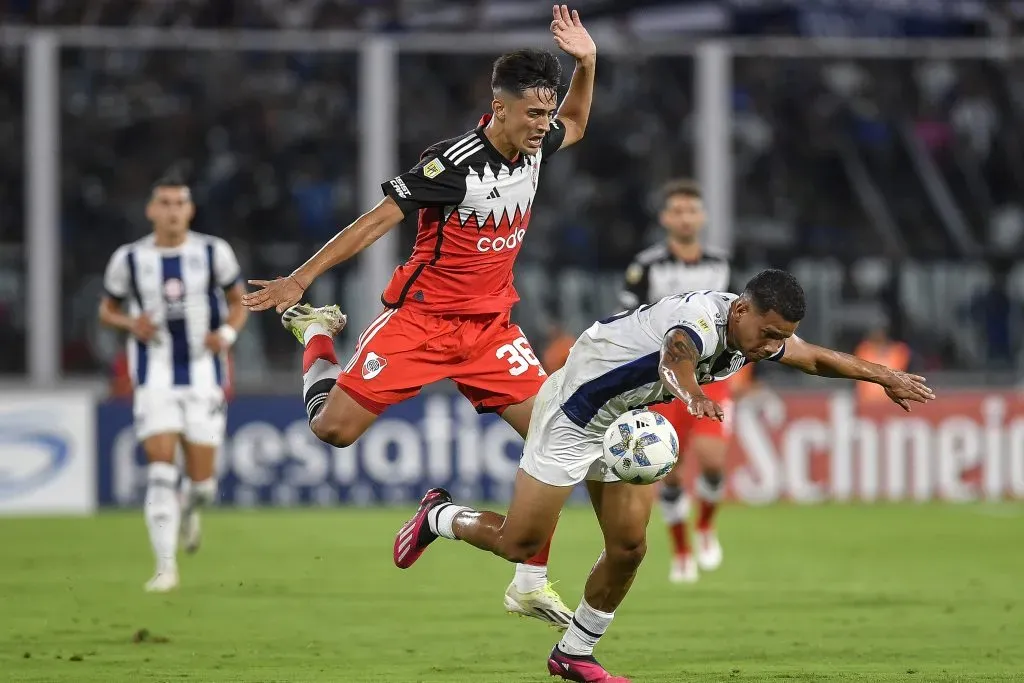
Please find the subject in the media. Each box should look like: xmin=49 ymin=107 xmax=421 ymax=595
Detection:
xmin=130 ymin=313 xmax=158 ymax=342
xmin=243 ymin=275 xmax=305 ymax=314
xmin=550 ymin=5 xmax=596 ymax=63
xmin=882 ymin=371 xmax=935 ymax=412
xmin=687 ymin=393 xmax=725 ymax=422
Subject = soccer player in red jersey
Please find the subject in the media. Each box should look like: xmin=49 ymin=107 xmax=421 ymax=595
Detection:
xmin=243 ymin=5 xmax=596 ymax=630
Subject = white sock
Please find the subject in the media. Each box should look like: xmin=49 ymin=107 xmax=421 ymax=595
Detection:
xmin=184 ymin=477 xmax=217 ymax=509
xmin=145 ymin=462 xmax=181 ymax=575
xmin=696 ymin=472 xmax=725 ymax=503
xmin=558 ymin=598 xmax=615 ymax=656
xmin=303 ymin=322 xmax=329 ymax=345
xmin=513 ymin=563 xmax=548 ymax=593
xmin=427 ymin=503 xmax=472 ymax=540
xmin=659 ymin=484 xmax=690 ymax=525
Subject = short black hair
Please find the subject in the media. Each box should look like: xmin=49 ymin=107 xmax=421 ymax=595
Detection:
xmin=152 ymin=170 xmax=188 ymax=194
xmin=743 ymin=269 xmax=806 ymax=323
xmin=491 ymin=49 xmax=562 ymax=97
xmin=660 ymin=178 xmax=702 ymax=208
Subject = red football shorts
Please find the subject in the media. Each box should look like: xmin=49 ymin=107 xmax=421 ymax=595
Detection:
xmin=651 ymin=379 xmax=734 ymax=444
xmin=336 ymin=307 xmax=546 ymax=415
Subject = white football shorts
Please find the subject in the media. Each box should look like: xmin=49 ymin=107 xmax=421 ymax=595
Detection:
xmin=519 ymin=368 xmax=618 ymax=487
xmin=133 ymin=386 xmax=227 ymax=446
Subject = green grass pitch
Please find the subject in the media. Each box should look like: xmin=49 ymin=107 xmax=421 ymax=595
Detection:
xmin=1 ymin=503 xmax=1022 ymax=682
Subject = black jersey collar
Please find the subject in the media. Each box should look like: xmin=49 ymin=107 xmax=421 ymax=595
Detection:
xmin=476 ymin=113 xmax=526 ymax=168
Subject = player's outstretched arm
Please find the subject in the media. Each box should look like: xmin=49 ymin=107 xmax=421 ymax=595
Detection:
xmin=777 ymin=335 xmax=936 ymax=412
xmin=550 ymin=4 xmax=596 ymax=149
xmin=242 ymin=197 xmax=405 ymax=313
xmin=659 ymin=328 xmax=725 ymax=422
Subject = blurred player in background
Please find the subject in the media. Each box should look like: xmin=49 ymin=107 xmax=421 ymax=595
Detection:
xmin=854 ymin=325 xmax=911 ymax=408
xmin=243 ymin=5 xmax=596 ymax=628
xmin=99 ymin=172 xmax=247 ymax=592
xmin=619 ymin=179 xmax=734 ymax=584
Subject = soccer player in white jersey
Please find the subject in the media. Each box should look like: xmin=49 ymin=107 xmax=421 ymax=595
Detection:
xmin=395 ymin=269 xmax=934 ymax=682
xmin=620 ymin=178 xmax=735 ymax=583
xmin=99 ymin=173 xmax=248 ymax=592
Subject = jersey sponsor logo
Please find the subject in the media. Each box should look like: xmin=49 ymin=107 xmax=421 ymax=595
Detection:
xmin=362 ymin=352 xmax=388 ymax=380
xmin=422 ymin=158 xmax=445 ymax=179
xmin=389 ymin=177 xmax=411 ymax=199
xmin=477 ymin=228 xmax=526 ymax=253
xmin=163 ymin=277 xmax=184 ymax=301
xmin=163 ymin=277 xmax=187 ymax=320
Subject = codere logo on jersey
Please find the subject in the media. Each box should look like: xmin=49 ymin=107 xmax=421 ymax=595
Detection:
xmin=362 ymin=352 xmax=387 ymax=380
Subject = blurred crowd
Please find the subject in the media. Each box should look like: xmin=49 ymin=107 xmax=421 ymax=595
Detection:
xmin=1 ymin=2 xmax=1024 ymax=381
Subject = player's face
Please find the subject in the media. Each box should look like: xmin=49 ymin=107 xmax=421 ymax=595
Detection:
xmin=660 ymin=194 xmax=705 ymax=243
xmin=731 ymin=300 xmax=798 ymax=361
xmin=495 ymin=87 xmax=558 ymax=155
xmin=146 ymin=186 xmax=194 ymax=237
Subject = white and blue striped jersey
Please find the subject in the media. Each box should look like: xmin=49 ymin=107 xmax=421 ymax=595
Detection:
xmin=103 ymin=232 xmax=241 ymax=390
xmin=557 ymin=291 xmax=785 ymax=432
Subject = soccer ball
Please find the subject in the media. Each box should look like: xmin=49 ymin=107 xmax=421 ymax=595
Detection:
xmin=602 ymin=409 xmax=679 ymax=485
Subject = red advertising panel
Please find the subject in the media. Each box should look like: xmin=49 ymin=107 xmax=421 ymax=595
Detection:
xmin=677 ymin=391 xmax=1024 ymax=503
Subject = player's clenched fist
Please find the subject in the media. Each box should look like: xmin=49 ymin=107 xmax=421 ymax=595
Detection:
xmin=686 ymin=393 xmax=725 ymax=422
xmin=130 ymin=313 xmax=158 ymax=342
xmin=242 ymin=275 xmax=305 ymax=314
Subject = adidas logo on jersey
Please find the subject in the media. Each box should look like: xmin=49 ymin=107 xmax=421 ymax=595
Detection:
xmin=486 ymin=187 xmax=501 ymax=200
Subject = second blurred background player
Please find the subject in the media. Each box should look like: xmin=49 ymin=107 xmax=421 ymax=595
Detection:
xmin=619 ymin=179 xmax=737 ymax=584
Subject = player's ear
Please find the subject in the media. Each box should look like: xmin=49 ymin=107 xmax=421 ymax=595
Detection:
xmin=734 ymin=297 xmax=750 ymax=318
xmin=144 ymin=198 xmax=156 ymax=222
xmin=492 ymin=96 xmax=506 ymax=123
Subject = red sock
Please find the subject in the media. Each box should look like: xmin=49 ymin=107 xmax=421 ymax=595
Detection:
xmin=697 ymin=499 xmax=718 ymax=531
xmin=526 ymin=532 xmax=554 ymax=566
xmin=303 ymin=335 xmax=338 ymax=373
xmin=669 ymin=521 xmax=690 ymax=556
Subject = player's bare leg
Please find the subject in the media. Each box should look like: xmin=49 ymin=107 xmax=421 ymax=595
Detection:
xmin=394 ymin=469 xmax=573 ymax=627
xmin=180 ymin=442 xmax=217 ymax=555
xmin=281 ymin=304 xmax=380 ymax=447
xmin=659 ymin=456 xmax=697 ymax=583
xmin=500 ymin=397 xmax=571 ymax=628
xmin=547 ymin=480 xmax=654 ymax=682
xmin=142 ymin=433 xmax=181 ymax=593
xmin=691 ymin=433 xmax=728 ymax=571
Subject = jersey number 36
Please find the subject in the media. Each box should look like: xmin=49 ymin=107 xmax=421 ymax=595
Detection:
xmin=496 ymin=337 xmax=545 ymax=377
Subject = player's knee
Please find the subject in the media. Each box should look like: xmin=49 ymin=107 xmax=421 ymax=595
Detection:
xmin=311 ymin=416 xmax=360 ymax=448
xmin=700 ymin=469 xmax=724 ymax=486
xmin=496 ymin=534 xmax=545 ymax=564
xmin=606 ymin=533 xmax=647 ymax=572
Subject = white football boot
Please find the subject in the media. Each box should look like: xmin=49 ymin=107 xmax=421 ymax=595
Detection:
xmin=696 ymin=528 xmax=723 ymax=571
xmin=504 ymin=581 xmax=574 ymax=631
xmin=144 ymin=569 xmax=180 ymax=593
xmin=669 ymin=554 xmax=700 ymax=584
xmin=281 ymin=303 xmax=348 ymax=343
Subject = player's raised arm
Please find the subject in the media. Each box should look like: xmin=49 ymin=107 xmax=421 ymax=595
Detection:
xmin=242 ymin=196 xmax=405 ymax=313
xmin=659 ymin=328 xmax=725 ymax=422
xmin=776 ymin=335 xmax=935 ymax=412
xmin=550 ymin=4 xmax=596 ymax=149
